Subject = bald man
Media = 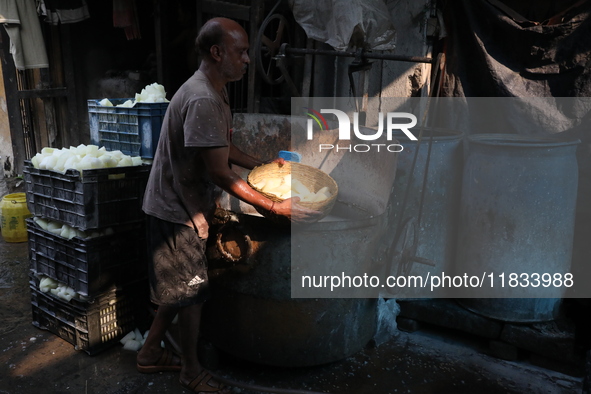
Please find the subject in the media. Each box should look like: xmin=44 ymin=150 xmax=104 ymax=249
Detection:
xmin=137 ymin=18 xmax=302 ymax=393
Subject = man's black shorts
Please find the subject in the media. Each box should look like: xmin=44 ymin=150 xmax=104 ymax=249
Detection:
xmin=146 ymin=215 xmax=210 ymax=307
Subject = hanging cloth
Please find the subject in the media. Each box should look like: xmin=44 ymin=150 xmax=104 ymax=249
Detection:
xmin=113 ymin=0 xmax=141 ymax=40
xmin=0 ymin=0 xmax=49 ymax=70
xmin=42 ymin=0 xmax=90 ymax=25
xmin=441 ymin=0 xmax=591 ymax=97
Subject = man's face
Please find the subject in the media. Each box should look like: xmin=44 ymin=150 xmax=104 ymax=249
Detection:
xmin=219 ymin=29 xmax=250 ymax=82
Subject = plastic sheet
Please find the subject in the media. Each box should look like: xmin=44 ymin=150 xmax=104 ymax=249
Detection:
xmin=289 ymin=0 xmax=396 ymax=51
xmin=374 ymin=297 xmax=400 ymax=346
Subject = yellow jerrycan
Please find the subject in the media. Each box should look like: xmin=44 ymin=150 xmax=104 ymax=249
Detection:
xmin=1 ymin=193 xmax=32 ymax=242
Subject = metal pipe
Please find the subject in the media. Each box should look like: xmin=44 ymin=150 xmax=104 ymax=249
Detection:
xmin=284 ymin=47 xmax=434 ymax=64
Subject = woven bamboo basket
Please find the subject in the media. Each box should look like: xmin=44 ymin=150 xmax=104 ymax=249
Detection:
xmin=247 ymin=161 xmax=338 ymax=222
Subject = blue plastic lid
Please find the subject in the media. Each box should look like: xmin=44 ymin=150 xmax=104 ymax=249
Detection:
xmin=278 ymin=150 xmax=302 ymax=162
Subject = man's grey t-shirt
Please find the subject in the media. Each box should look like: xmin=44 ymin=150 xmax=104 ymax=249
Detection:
xmin=143 ymin=70 xmax=232 ymax=239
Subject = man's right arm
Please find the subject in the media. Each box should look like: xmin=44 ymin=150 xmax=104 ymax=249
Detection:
xmin=201 ymin=146 xmax=294 ymax=217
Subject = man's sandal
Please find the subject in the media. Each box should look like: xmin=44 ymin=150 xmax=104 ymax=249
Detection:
xmin=136 ymin=348 xmax=182 ymax=373
xmin=180 ymin=370 xmax=227 ymax=393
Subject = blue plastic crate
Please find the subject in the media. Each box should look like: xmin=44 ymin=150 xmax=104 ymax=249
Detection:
xmin=87 ymin=99 xmax=168 ymax=158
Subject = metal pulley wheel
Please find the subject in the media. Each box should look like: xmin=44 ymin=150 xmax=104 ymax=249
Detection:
xmin=255 ymin=13 xmax=290 ymax=85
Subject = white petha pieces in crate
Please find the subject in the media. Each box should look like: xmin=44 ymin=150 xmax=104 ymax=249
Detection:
xmin=29 ymin=273 xmax=149 ymax=355
xmin=26 ymin=217 xmax=147 ymax=297
xmin=23 ymin=160 xmax=150 ymax=230
xmin=24 ymin=159 xmax=152 ymax=354
xmin=87 ymin=99 xmax=168 ymax=159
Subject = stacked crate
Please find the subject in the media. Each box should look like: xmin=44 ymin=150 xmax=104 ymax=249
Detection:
xmin=87 ymin=99 xmax=168 ymax=159
xmin=24 ymin=161 xmax=151 ymax=355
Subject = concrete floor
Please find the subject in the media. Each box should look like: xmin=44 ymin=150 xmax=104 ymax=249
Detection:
xmin=0 ymin=236 xmax=585 ymax=394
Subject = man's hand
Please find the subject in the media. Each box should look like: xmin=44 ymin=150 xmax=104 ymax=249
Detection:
xmin=264 ymin=157 xmax=286 ymax=166
xmin=272 ymin=196 xmax=322 ymax=223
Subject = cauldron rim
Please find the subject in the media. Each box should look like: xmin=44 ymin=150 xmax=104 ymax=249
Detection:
xmin=467 ymin=133 xmax=580 ymax=148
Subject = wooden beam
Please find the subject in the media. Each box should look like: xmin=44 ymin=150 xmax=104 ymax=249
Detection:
xmin=247 ymin=0 xmax=264 ymax=113
xmin=48 ymin=24 xmax=70 ymax=149
xmin=154 ymin=0 xmax=164 ymax=85
xmin=196 ymin=0 xmax=203 ymax=29
xmin=37 ymin=68 xmax=58 ymax=148
xmin=60 ymin=24 xmax=80 ymax=147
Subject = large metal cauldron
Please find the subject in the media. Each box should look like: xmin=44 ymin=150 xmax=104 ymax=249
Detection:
xmin=202 ymin=208 xmax=383 ymax=367
xmin=455 ymin=134 xmax=579 ymax=322
xmin=202 ymin=114 xmax=398 ymax=367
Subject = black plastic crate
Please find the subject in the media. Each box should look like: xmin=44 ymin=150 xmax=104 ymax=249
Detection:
xmin=23 ymin=161 xmax=150 ymax=230
xmin=27 ymin=218 xmax=147 ymax=297
xmin=30 ymin=276 xmax=149 ymax=355
xmin=88 ymin=99 xmax=168 ymax=159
